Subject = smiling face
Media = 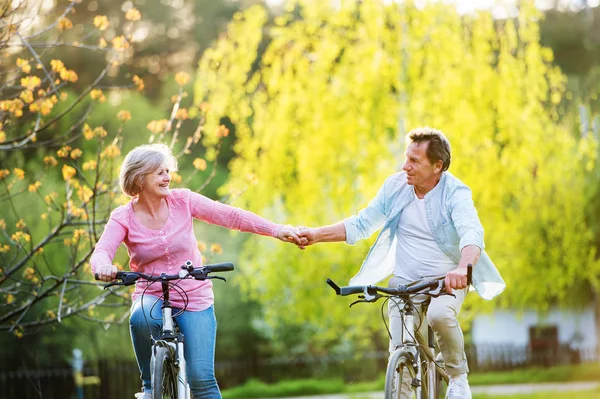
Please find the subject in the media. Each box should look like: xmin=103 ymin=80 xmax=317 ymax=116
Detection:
xmin=140 ymin=162 xmax=171 ymax=199
xmin=402 ymin=141 xmax=443 ymax=197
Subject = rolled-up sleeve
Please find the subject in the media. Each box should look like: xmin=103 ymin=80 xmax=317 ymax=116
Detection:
xmin=449 ymin=185 xmax=485 ymax=251
xmin=90 ymin=215 xmax=128 ymax=274
xmin=344 ymin=179 xmax=390 ymax=245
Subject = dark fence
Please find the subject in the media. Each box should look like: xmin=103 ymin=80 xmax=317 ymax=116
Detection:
xmin=1 ymin=344 xmax=597 ymax=399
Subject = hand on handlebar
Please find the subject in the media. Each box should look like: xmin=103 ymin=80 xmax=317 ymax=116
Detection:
xmin=95 ymin=264 xmax=118 ymax=282
xmin=444 ymin=264 xmax=473 ymax=293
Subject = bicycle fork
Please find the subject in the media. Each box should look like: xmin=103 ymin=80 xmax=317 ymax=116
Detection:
xmin=161 ymin=300 xmax=190 ymax=399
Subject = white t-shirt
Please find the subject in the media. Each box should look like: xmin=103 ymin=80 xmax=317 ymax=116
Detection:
xmin=394 ymin=194 xmax=457 ymax=282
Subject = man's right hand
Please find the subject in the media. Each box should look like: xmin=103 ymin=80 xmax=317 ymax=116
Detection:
xmin=95 ymin=264 xmax=118 ymax=282
xmin=297 ymin=227 xmax=321 ymax=249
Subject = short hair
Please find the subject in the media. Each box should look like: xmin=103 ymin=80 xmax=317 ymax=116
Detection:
xmin=119 ymin=143 xmax=178 ymax=197
xmin=407 ymin=127 xmax=452 ymax=172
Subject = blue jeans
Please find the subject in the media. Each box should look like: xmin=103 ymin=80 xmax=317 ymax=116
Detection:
xmin=130 ymin=296 xmax=221 ymax=399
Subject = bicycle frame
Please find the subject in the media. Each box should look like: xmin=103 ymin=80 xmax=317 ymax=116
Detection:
xmin=390 ymin=296 xmax=448 ymax=399
xmin=150 ymin=279 xmax=190 ymax=399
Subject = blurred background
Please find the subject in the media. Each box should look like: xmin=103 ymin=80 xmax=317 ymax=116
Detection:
xmin=1 ymin=0 xmax=600 ymax=398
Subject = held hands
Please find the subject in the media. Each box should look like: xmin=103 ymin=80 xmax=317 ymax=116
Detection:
xmin=96 ymin=264 xmax=118 ymax=282
xmin=276 ymin=224 xmax=308 ymax=246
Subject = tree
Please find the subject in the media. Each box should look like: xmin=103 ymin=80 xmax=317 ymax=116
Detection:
xmin=194 ymin=0 xmax=599 ymax=351
xmin=0 ymin=0 xmax=226 ymax=342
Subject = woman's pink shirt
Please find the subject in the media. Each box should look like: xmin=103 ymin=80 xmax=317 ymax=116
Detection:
xmin=90 ymin=188 xmax=281 ymax=311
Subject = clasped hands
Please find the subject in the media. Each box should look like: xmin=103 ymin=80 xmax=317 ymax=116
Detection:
xmin=276 ymin=225 xmax=318 ymax=249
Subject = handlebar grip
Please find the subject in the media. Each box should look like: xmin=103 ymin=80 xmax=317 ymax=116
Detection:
xmin=326 ymin=278 xmax=341 ymax=295
xmin=339 ymin=285 xmax=365 ymax=296
xmin=203 ymin=263 xmax=234 ymax=273
xmin=467 ymin=263 xmax=473 ymax=286
xmin=95 ymin=271 xmax=124 ymax=281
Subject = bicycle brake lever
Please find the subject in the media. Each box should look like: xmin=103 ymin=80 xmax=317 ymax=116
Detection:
xmin=428 ymin=281 xmax=456 ymax=298
xmin=208 ymin=276 xmax=226 ymax=282
xmin=349 ymin=299 xmax=370 ymax=307
xmin=103 ymin=281 xmax=123 ymax=290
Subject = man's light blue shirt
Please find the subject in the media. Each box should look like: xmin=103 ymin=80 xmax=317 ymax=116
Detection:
xmin=343 ymin=171 xmax=505 ymax=300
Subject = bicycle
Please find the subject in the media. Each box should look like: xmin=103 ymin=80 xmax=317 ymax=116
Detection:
xmin=326 ymin=265 xmax=472 ymax=399
xmin=96 ymin=260 xmax=234 ymax=399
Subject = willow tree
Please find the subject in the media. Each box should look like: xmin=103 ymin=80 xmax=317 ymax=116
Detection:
xmin=195 ymin=0 xmax=599 ymax=350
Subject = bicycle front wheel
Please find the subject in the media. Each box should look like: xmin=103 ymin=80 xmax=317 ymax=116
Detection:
xmin=385 ymin=350 xmax=414 ymax=399
xmin=152 ymin=345 xmax=178 ymax=399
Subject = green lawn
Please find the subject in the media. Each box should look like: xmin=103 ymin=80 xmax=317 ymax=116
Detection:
xmin=221 ymin=363 xmax=600 ymax=399
xmin=476 ymin=388 xmax=600 ymax=399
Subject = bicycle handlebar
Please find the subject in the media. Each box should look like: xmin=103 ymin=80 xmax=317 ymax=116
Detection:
xmin=94 ymin=261 xmax=235 ymax=289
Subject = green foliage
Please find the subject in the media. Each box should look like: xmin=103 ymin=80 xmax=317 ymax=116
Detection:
xmin=194 ymin=0 xmax=600 ymax=351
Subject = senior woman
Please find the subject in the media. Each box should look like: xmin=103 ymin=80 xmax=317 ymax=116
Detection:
xmin=91 ymin=143 xmax=303 ymax=399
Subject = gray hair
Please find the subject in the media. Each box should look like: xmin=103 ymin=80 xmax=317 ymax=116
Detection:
xmin=119 ymin=143 xmax=178 ymax=197
xmin=407 ymin=127 xmax=452 ymax=172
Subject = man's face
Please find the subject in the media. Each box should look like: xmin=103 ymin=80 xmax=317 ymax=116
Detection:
xmin=402 ymin=141 xmax=442 ymax=188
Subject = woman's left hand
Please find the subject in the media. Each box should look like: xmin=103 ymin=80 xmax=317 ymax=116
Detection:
xmin=276 ymin=225 xmax=306 ymax=246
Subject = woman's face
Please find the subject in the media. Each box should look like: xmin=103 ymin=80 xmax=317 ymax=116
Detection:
xmin=141 ymin=162 xmax=171 ymax=199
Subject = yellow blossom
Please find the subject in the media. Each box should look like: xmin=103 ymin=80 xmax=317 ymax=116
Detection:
xmin=73 ymin=229 xmax=87 ymax=240
xmin=175 ymin=108 xmax=189 ymax=120
xmin=19 ymin=90 xmax=34 ymax=104
xmin=77 ymin=185 xmax=94 ymax=202
xmin=64 ymin=238 xmax=72 ymax=246
xmin=197 ymin=241 xmax=207 ymax=252
xmin=70 ymin=148 xmax=83 ymax=159
xmin=193 ymin=158 xmax=207 ymax=171
xmin=210 ymin=243 xmax=222 ymax=254
xmin=36 ymin=247 xmax=43 ymax=255
xmin=60 ymin=69 xmax=78 ymax=83
xmin=217 ymin=125 xmax=229 ymax=138
xmin=58 ymin=17 xmax=73 ymax=31
xmin=20 ymin=76 xmax=41 ymax=90
xmin=7 ymin=294 xmax=14 ymax=304
xmin=112 ymin=36 xmax=129 ymax=51
xmin=93 ymin=126 xmax=107 ymax=138
xmin=101 ymin=144 xmax=121 ymax=158
xmin=117 ymin=110 xmax=131 ymax=122
xmin=0 ymin=131 xmax=5 ymax=143
xmin=98 ymin=37 xmax=107 ymax=48
xmin=50 ymin=60 xmax=64 ymax=73
xmin=147 ymin=119 xmax=168 ymax=134
xmin=93 ymin=15 xmax=109 ymax=31
xmin=82 ymin=160 xmax=97 ymax=171
xmin=44 ymin=192 xmax=58 ymax=204
xmin=13 ymin=168 xmax=24 ymax=180
xmin=60 ymin=92 xmax=68 ymax=101
xmin=43 ymin=156 xmax=58 ymax=167
xmin=16 ymin=219 xmax=26 ymax=229
xmin=16 ymin=58 xmax=31 ymax=73
xmin=40 ymin=213 xmax=47 ymax=220
xmin=28 ymin=181 xmax=41 ymax=192
xmin=175 ymin=72 xmax=190 ymax=86
xmin=125 ymin=8 xmax=141 ymax=21
xmin=133 ymin=75 xmax=144 ymax=91
xmin=0 ymin=169 xmax=10 ymax=179
xmin=57 ymin=146 xmax=71 ymax=158
xmin=46 ymin=310 xmax=56 ymax=319
xmin=0 ymin=245 xmax=10 ymax=253
xmin=11 ymin=231 xmax=31 ymax=243
xmin=170 ymin=172 xmax=182 ymax=184
xmin=0 ymin=219 xmax=5 ymax=229
xmin=62 ymin=165 xmax=77 ymax=181
xmin=83 ymin=124 xmax=94 ymax=140
xmin=90 ymin=89 xmax=105 ymax=102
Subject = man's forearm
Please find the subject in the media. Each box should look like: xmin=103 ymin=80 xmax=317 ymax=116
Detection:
xmin=316 ymin=222 xmax=347 ymax=243
xmin=458 ymin=245 xmax=481 ymax=269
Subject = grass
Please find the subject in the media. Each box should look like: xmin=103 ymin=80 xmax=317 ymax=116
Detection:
xmin=221 ymin=363 xmax=600 ymax=398
xmin=476 ymin=388 xmax=600 ymax=399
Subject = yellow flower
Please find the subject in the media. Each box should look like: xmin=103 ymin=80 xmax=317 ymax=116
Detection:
xmin=133 ymin=75 xmax=144 ymax=91
xmin=77 ymin=185 xmax=94 ymax=202
xmin=16 ymin=58 xmax=31 ymax=73
xmin=193 ymin=158 xmax=207 ymax=171
xmin=197 ymin=241 xmax=207 ymax=252
xmin=40 ymin=214 xmax=47 ymax=220
xmin=43 ymin=156 xmax=58 ymax=167
xmin=93 ymin=127 xmax=107 ymax=138
xmin=0 ymin=131 xmax=5 ymax=143
xmin=0 ymin=169 xmax=10 ymax=179
xmin=16 ymin=219 xmax=26 ymax=229
xmin=125 ymin=8 xmax=141 ymax=21
xmin=175 ymin=108 xmax=189 ymax=120
xmin=19 ymin=90 xmax=34 ymax=104
xmin=210 ymin=243 xmax=222 ymax=254
xmin=90 ymin=89 xmax=105 ymax=102
xmin=62 ymin=165 xmax=77 ymax=181
xmin=98 ymin=37 xmax=108 ymax=48
xmin=101 ymin=144 xmax=121 ymax=158
xmin=147 ymin=119 xmax=168 ymax=134
xmin=20 ymin=76 xmax=41 ymax=90
xmin=117 ymin=110 xmax=131 ymax=122
xmin=112 ymin=35 xmax=130 ymax=51
xmin=46 ymin=310 xmax=55 ymax=319
xmin=170 ymin=172 xmax=182 ymax=184
xmin=70 ymin=148 xmax=83 ymax=159
xmin=13 ymin=168 xmax=25 ymax=180
xmin=60 ymin=69 xmax=78 ymax=83
xmin=93 ymin=15 xmax=110 ymax=31
xmin=58 ymin=17 xmax=73 ymax=31
xmin=217 ymin=125 xmax=229 ymax=138
xmin=60 ymin=92 xmax=68 ymax=101
xmin=6 ymin=294 xmax=14 ymax=304
xmin=50 ymin=59 xmax=64 ymax=73
xmin=57 ymin=146 xmax=71 ymax=158
xmin=0 ymin=244 xmax=10 ymax=253
xmin=82 ymin=160 xmax=97 ymax=171
xmin=28 ymin=181 xmax=41 ymax=192
xmin=83 ymin=124 xmax=94 ymax=140
xmin=175 ymin=72 xmax=190 ymax=86
xmin=0 ymin=219 xmax=5 ymax=229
